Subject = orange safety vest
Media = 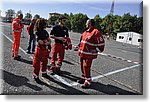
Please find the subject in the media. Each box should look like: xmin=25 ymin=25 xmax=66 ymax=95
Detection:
xmin=78 ymin=27 xmax=105 ymax=59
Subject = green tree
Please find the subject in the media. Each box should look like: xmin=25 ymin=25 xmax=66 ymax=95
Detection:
xmin=5 ymin=9 xmax=15 ymax=22
xmin=71 ymin=13 xmax=88 ymax=33
xmin=94 ymin=14 xmax=102 ymax=31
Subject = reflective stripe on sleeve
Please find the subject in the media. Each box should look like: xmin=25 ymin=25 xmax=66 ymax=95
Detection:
xmin=81 ymin=40 xmax=104 ymax=46
xmin=79 ymin=50 xmax=98 ymax=55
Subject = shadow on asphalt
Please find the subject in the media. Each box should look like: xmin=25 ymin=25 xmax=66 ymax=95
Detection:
xmin=0 ymin=69 xmax=42 ymax=94
xmin=63 ymin=59 xmax=75 ymax=65
xmin=18 ymin=58 xmax=33 ymax=65
xmin=60 ymin=71 xmax=80 ymax=82
xmin=90 ymin=82 xmax=139 ymax=95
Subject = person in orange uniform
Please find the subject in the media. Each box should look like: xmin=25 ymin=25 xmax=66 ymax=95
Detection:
xmin=77 ymin=19 xmax=105 ymax=88
xmin=49 ymin=15 xmax=69 ymax=74
xmin=32 ymin=18 xmax=51 ymax=84
xmin=12 ymin=13 xmax=24 ymax=60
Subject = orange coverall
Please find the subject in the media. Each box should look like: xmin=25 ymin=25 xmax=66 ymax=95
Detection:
xmin=12 ymin=17 xmax=24 ymax=57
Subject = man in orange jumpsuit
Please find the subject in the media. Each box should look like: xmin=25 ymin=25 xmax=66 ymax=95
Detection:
xmin=77 ymin=19 xmax=105 ymax=88
xmin=12 ymin=13 xmax=24 ymax=60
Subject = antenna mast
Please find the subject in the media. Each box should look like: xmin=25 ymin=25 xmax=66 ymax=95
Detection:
xmin=107 ymin=0 xmax=115 ymax=39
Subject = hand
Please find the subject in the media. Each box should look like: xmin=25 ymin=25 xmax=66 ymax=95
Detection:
xmin=58 ymin=37 xmax=66 ymax=42
xmin=45 ymin=42 xmax=51 ymax=46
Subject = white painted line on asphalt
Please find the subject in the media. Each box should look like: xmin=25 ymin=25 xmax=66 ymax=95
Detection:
xmin=52 ymin=74 xmax=72 ymax=86
xmin=92 ymin=64 xmax=141 ymax=80
xmin=70 ymin=64 xmax=141 ymax=86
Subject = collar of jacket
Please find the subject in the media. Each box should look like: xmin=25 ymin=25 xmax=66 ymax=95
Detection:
xmin=86 ymin=27 xmax=96 ymax=32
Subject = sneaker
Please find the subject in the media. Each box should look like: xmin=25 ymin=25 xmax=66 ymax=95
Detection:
xmin=42 ymin=73 xmax=51 ymax=80
xmin=34 ymin=77 xmax=44 ymax=85
xmin=14 ymin=56 xmax=21 ymax=60
xmin=77 ymin=78 xmax=85 ymax=84
xmin=81 ymin=80 xmax=91 ymax=89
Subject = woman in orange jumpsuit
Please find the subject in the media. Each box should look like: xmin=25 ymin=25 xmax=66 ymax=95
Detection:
xmin=32 ymin=18 xmax=51 ymax=84
xmin=12 ymin=13 xmax=24 ymax=60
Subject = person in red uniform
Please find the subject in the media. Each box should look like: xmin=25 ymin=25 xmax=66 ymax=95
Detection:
xmin=77 ymin=19 xmax=105 ymax=88
xmin=49 ymin=15 xmax=69 ymax=74
xmin=32 ymin=18 xmax=51 ymax=84
xmin=12 ymin=13 xmax=24 ymax=60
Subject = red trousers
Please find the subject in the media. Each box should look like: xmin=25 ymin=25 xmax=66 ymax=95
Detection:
xmin=80 ymin=57 xmax=93 ymax=80
xmin=32 ymin=46 xmax=49 ymax=77
xmin=50 ymin=43 xmax=65 ymax=69
xmin=12 ymin=32 xmax=21 ymax=57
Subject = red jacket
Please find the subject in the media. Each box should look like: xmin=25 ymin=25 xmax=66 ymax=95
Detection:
xmin=12 ymin=17 xmax=24 ymax=32
xmin=78 ymin=27 xmax=105 ymax=59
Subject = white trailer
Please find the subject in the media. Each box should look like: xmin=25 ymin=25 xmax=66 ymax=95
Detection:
xmin=116 ymin=32 xmax=143 ymax=47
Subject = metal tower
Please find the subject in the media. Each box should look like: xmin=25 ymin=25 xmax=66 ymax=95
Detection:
xmin=107 ymin=0 xmax=115 ymax=39
xmin=110 ymin=0 xmax=115 ymax=15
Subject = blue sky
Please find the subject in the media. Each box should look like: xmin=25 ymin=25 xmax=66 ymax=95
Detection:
xmin=1 ymin=0 xmax=142 ymax=19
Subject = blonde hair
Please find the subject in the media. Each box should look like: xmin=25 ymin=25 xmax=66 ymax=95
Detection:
xmin=34 ymin=18 xmax=46 ymax=31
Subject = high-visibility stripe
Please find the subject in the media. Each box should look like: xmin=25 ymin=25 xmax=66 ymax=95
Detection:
xmin=81 ymin=40 xmax=104 ymax=46
xmin=79 ymin=50 xmax=98 ymax=55
xmin=96 ymin=47 xmax=101 ymax=52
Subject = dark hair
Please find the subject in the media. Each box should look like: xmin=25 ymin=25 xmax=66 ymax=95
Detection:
xmin=89 ymin=19 xmax=95 ymax=26
xmin=17 ymin=13 xmax=23 ymax=19
xmin=34 ymin=18 xmax=46 ymax=31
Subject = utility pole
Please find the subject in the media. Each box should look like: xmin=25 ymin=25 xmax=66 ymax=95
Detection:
xmin=106 ymin=0 xmax=115 ymax=40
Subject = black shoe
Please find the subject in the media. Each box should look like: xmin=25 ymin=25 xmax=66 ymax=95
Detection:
xmin=77 ymin=78 xmax=85 ymax=84
xmin=14 ymin=56 xmax=21 ymax=60
xmin=54 ymin=68 xmax=61 ymax=75
xmin=26 ymin=51 xmax=31 ymax=54
xmin=42 ymin=73 xmax=51 ymax=80
xmin=34 ymin=77 xmax=44 ymax=85
xmin=31 ymin=52 xmax=34 ymax=54
xmin=18 ymin=55 xmax=21 ymax=58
